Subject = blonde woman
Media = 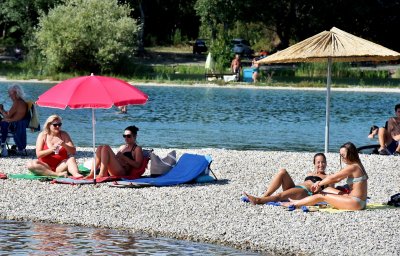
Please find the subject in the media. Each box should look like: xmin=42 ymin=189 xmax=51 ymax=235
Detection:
xmin=27 ymin=115 xmax=82 ymax=177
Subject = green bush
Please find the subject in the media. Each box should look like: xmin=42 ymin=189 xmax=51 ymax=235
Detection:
xmin=32 ymin=0 xmax=138 ymax=74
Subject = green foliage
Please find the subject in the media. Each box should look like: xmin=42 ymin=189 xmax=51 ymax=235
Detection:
xmin=295 ymin=62 xmax=391 ymax=79
xmin=209 ymin=33 xmax=232 ymax=72
xmin=32 ymin=0 xmax=138 ymax=74
xmin=172 ymin=29 xmax=189 ymax=46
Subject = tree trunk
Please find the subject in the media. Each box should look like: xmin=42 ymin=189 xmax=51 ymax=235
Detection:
xmin=136 ymin=0 xmax=145 ymax=56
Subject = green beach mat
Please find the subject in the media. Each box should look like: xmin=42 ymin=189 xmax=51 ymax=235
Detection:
xmin=8 ymin=165 xmax=90 ymax=180
xmin=8 ymin=173 xmax=57 ymax=180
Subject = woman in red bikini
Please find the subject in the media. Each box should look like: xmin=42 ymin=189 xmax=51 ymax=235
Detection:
xmin=27 ymin=115 xmax=82 ymax=178
xmin=85 ymin=125 xmax=143 ymax=178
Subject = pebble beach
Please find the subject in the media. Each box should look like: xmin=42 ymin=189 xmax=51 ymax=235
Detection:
xmin=0 ymin=146 xmax=399 ymax=255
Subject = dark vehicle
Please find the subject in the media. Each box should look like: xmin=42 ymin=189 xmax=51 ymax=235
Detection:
xmin=193 ymin=39 xmax=207 ymax=54
xmin=231 ymin=38 xmax=254 ymax=56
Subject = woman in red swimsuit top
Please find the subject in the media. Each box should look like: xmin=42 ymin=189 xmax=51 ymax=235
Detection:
xmin=85 ymin=125 xmax=143 ymax=179
xmin=27 ymin=114 xmax=83 ymax=178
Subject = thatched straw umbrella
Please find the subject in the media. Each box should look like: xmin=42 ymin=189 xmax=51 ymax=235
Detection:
xmin=257 ymin=27 xmax=400 ymax=152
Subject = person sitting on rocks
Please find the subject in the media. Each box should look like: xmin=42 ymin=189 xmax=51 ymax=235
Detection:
xmin=0 ymin=84 xmax=29 ymax=156
xmin=282 ymin=142 xmax=368 ymax=211
xmin=27 ymin=115 xmax=83 ymax=178
xmin=85 ymin=125 xmax=143 ymax=178
xmin=243 ymin=153 xmax=330 ymax=204
xmin=377 ymin=104 xmax=400 ymax=155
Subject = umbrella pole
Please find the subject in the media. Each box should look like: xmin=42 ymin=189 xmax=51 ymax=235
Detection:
xmin=92 ymin=108 xmax=96 ymax=183
xmin=325 ymin=57 xmax=332 ymax=153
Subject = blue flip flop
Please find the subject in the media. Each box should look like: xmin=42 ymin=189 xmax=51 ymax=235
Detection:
xmin=301 ymin=206 xmax=309 ymax=212
xmin=241 ymin=196 xmax=250 ymax=203
xmin=266 ymin=201 xmax=281 ymax=206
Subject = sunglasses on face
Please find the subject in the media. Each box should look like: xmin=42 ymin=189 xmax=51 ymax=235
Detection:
xmin=122 ymin=134 xmax=133 ymax=138
xmin=51 ymin=123 xmax=62 ymax=127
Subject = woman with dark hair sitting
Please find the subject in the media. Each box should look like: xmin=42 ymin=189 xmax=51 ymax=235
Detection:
xmin=243 ymin=153 xmax=329 ymax=205
xmin=282 ymin=142 xmax=368 ymax=210
xmin=86 ymin=125 xmax=143 ymax=178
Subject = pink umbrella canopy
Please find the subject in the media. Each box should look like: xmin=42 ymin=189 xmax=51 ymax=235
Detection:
xmin=36 ymin=74 xmax=148 ymax=180
xmin=36 ymin=75 xmax=148 ymax=109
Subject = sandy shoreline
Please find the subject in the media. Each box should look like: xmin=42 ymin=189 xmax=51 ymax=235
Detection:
xmin=1 ymin=76 xmax=400 ymax=93
xmin=0 ymin=146 xmax=399 ymax=255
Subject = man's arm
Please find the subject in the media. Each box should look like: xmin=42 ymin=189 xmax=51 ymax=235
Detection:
xmin=3 ymin=101 xmax=27 ymax=122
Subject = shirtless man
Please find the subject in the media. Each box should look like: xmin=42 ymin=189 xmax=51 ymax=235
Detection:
xmin=230 ymin=54 xmax=241 ymax=81
xmin=378 ymin=103 xmax=400 ymax=155
xmin=0 ymin=84 xmax=28 ymax=156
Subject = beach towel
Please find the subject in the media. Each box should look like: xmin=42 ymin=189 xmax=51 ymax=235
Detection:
xmin=52 ymin=176 xmax=119 ymax=184
xmin=8 ymin=165 xmax=90 ymax=181
xmin=240 ymin=197 xmax=395 ymax=212
xmin=8 ymin=173 xmax=57 ymax=181
xmin=113 ymin=153 xmax=212 ymax=187
xmin=0 ymin=173 xmax=7 ymax=179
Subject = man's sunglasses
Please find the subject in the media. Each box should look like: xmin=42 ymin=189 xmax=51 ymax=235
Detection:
xmin=122 ymin=134 xmax=133 ymax=138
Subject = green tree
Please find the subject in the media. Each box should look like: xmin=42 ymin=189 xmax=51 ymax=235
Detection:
xmin=0 ymin=0 xmax=62 ymax=41
xmin=32 ymin=0 xmax=138 ymax=73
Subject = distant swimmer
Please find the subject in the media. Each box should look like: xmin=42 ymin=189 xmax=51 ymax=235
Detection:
xmin=118 ymin=105 xmax=127 ymax=114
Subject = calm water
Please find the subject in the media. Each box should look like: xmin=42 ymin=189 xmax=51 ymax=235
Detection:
xmin=0 ymin=220 xmax=259 ymax=255
xmin=0 ymin=82 xmax=398 ymax=152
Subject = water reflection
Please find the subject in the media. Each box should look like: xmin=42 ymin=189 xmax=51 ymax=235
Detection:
xmin=0 ymin=220 xmax=260 ymax=255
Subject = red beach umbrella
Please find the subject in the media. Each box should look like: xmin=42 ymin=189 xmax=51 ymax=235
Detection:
xmin=37 ymin=74 xmax=148 ymax=179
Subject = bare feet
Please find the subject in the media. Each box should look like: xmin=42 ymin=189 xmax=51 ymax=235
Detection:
xmin=280 ymin=201 xmax=292 ymax=207
xmin=72 ymin=173 xmax=84 ymax=179
xmin=281 ymin=198 xmax=299 ymax=207
xmin=55 ymin=171 xmax=68 ymax=178
xmin=243 ymin=192 xmax=260 ymax=205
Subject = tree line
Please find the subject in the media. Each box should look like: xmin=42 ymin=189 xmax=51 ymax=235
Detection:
xmin=1 ymin=0 xmax=399 ymax=74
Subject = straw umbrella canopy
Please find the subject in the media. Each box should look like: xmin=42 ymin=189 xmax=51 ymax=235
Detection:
xmin=257 ymin=27 xmax=400 ymax=152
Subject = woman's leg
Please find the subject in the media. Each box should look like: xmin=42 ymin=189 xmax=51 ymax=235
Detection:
xmin=97 ymin=145 xmax=125 ymax=177
xmin=244 ymin=169 xmax=298 ymax=205
xmin=27 ymin=160 xmax=66 ymax=177
xmin=86 ymin=145 xmax=107 ymax=178
xmin=61 ymin=156 xmax=83 ymax=178
xmin=244 ymin=187 xmax=308 ymax=205
xmin=283 ymin=193 xmax=364 ymax=210
xmin=262 ymin=169 xmax=295 ymax=196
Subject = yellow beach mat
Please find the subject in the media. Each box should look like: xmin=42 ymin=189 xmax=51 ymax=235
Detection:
xmin=318 ymin=203 xmax=397 ymax=213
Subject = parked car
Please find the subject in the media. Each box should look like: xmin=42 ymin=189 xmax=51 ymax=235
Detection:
xmin=231 ymin=38 xmax=253 ymax=56
xmin=193 ymin=39 xmax=208 ymax=54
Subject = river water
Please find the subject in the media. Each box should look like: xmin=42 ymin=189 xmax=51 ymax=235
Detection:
xmin=0 ymin=220 xmax=259 ymax=255
xmin=1 ymin=82 xmax=398 ymax=152
xmin=0 ymin=81 xmax=399 ymax=254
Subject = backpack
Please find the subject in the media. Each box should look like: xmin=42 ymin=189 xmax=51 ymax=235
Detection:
xmin=387 ymin=193 xmax=400 ymax=207
xmin=28 ymin=102 xmax=40 ymax=132
xmin=150 ymin=150 xmax=177 ymax=177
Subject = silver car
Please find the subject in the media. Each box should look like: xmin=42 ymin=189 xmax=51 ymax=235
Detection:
xmin=231 ymin=38 xmax=253 ymax=55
